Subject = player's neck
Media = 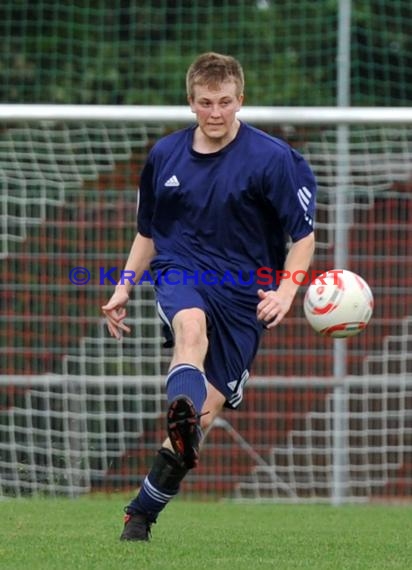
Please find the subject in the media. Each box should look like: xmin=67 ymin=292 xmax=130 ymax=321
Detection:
xmin=193 ymin=120 xmax=240 ymax=154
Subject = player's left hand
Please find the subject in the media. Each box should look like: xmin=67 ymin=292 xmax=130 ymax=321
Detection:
xmin=256 ymin=289 xmax=293 ymax=329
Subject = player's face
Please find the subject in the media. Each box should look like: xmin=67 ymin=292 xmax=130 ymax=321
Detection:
xmin=189 ymin=81 xmax=243 ymax=146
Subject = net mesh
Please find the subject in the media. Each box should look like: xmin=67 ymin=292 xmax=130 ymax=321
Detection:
xmin=0 ymin=1 xmax=411 ymax=106
xmin=1 ymin=0 xmax=412 ymax=500
xmin=1 ymin=118 xmax=411 ymax=499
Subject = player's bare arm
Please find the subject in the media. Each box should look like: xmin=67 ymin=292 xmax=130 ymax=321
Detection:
xmin=102 ymin=233 xmax=156 ymax=339
xmin=257 ymin=232 xmax=315 ymax=329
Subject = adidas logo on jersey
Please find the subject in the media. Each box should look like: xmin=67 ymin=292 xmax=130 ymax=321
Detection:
xmin=165 ymin=175 xmax=180 ymax=187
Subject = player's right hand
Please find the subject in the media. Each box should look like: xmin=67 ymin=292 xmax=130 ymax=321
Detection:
xmin=101 ymin=286 xmax=131 ymax=340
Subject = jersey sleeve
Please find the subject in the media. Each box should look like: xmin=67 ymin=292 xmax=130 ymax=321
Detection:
xmin=136 ymin=156 xmax=155 ymax=238
xmin=264 ymin=146 xmax=317 ymax=242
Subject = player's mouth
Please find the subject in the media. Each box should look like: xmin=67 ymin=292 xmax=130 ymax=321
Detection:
xmin=206 ymin=124 xmax=225 ymax=133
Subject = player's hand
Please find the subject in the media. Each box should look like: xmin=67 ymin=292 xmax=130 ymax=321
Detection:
xmin=256 ymin=289 xmax=293 ymax=329
xmin=101 ymin=286 xmax=131 ymax=340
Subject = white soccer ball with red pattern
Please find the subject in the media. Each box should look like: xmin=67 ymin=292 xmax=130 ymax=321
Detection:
xmin=303 ymin=269 xmax=374 ymax=338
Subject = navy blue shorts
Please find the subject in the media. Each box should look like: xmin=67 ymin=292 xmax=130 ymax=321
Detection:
xmin=155 ymin=279 xmax=264 ymax=409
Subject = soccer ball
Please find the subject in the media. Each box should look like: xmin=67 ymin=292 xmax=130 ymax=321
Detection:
xmin=303 ymin=269 xmax=374 ymax=338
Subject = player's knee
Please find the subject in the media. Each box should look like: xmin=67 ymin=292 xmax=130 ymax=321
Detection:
xmin=178 ymin=325 xmax=208 ymax=356
xmin=173 ymin=309 xmax=208 ymax=353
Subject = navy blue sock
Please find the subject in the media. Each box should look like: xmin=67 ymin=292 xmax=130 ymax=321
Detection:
xmin=126 ymin=448 xmax=188 ymax=523
xmin=127 ymin=474 xmax=178 ymax=523
xmin=166 ymin=363 xmax=207 ymax=414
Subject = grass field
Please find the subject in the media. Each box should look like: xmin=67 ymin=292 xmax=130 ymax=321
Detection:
xmin=1 ymin=494 xmax=412 ymax=570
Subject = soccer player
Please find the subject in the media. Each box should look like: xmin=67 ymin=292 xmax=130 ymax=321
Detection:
xmin=102 ymin=52 xmax=317 ymax=541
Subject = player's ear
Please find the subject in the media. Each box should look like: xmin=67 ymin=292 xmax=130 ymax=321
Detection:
xmin=236 ymin=94 xmax=244 ymax=112
xmin=188 ymin=95 xmax=196 ymax=113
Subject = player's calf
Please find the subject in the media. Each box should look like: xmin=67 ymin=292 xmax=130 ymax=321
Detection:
xmin=120 ymin=447 xmax=189 ymax=541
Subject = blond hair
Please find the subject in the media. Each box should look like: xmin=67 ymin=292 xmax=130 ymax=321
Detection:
xmin=186 ymin=52 xmax=245 ymax=99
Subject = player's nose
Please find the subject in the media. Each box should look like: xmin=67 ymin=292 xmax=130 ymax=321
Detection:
xmin=210 ymin=105 xmax=222 ymax=116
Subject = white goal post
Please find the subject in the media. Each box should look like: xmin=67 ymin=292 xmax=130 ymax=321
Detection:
xmin=1 ymin=105 xmax=411 ymax=502
xmin=1 ymin=104 xmax=412 ymax=124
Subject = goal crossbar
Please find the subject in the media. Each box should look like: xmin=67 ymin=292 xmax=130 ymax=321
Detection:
xmin=0 ymin=105 xmax=411 ymax=124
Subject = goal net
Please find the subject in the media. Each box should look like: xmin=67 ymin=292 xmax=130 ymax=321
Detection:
xmin=0 ymin=107 xmax=411 ymax=501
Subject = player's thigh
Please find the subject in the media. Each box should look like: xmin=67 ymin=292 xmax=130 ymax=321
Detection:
xmin=155 ymin=281 xmax=206 ymax=346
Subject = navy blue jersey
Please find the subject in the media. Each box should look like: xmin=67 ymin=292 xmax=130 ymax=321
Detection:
xmin=137 ymin=122 xmax=316 ymax=302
